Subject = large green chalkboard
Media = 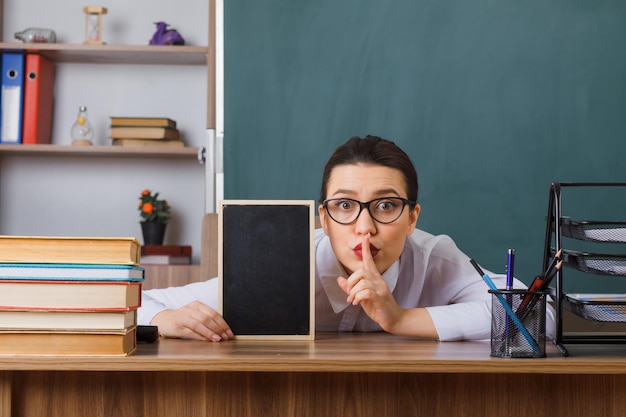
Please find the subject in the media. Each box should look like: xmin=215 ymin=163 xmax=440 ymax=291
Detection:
xmin=224 ymin=0 xmax=626 ymax=291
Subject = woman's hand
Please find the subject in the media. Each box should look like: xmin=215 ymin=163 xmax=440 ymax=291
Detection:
xmin=150 ymin=300 xmax=234 ymax=342
xmin=336 ymin=234 xmax=438 ymax=339
xmin=336 ymin=234 xmax=404 ymax=332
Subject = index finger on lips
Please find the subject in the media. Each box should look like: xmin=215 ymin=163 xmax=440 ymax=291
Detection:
xmin=361 ymin=233 xmax=377 ymax=272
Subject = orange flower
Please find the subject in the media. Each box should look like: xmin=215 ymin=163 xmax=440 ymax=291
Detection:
xmin=138 ymin=189 xmax=171 ymax=223
xmin=142 ymin=202 xmax=154 ymax=214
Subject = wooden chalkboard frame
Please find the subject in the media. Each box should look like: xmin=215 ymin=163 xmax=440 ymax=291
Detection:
xmin=218 ymin=200 xmax=315 ymax=340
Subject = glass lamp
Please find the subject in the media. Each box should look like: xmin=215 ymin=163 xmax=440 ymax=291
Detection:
xmin=71 ymin=106 xmax=94 ymax=146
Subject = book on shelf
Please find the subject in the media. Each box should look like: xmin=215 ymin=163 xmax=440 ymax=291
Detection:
xmin=141 ymin=254 xmax=191 ymax=265
xmin=0 ymin=236 xmax=141 ymax=265
xmin=0 ymin=263 xmax=144 ymax=281
xmin=112 ymin=138 xmax=184 ymax=147
xmin=110 ymin=116 xmax=177 ymax=128
xmin=142 ymin=244 xmax=192 ymax=256
xmin=0 ymin=327 xmax=137 ymax=356
xmin=0 ymin=309 xmax=137 ymax=331
xmin=109 ymin=126 xmax=179 ymax=140
xmin=0 ymin=280 xmax=141 ymax=311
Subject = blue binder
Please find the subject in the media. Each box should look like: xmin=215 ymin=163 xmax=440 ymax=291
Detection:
xmin=0 ymin=53 xmax=25 ymax=144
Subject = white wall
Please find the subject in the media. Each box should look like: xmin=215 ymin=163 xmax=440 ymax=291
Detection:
xmin=1 ymin=0 xmax=210 ymax=264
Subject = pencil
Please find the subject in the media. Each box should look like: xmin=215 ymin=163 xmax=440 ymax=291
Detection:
xmin=543 ymin=249 xmax=562 ymax=282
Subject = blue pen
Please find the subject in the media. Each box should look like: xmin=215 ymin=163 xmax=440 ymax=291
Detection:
xmin=506 ymin=249 xmax=515 ymax=290
xmin=469 ymin=259 xmax=540 ymax=354
xmin=505 ymin=249 xmax=515 ymax=340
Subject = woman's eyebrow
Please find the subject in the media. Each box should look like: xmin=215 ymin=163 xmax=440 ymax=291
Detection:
xmin=372 ymin=188 xmax=402 ymax=197
xmin=329 ymin=188 xmax=402 ymax=198
xmin=329 ymin=189 xmax=357 ymax=197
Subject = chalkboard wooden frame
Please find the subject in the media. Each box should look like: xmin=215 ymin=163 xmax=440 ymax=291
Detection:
xmin=218 ymin=200 xmax=316 ymax=340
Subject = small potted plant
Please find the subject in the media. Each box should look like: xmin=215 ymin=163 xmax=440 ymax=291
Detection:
xmin=138 ymin=189 xmax=171 ymax=245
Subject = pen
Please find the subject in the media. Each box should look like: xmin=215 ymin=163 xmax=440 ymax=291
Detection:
xmin=506 ymin=249 xmax=515 ymax=290
xmin=469 ymin=259 xmax=540 ymax=354
xmin=505 ymin=249 xmax=515 ymax=340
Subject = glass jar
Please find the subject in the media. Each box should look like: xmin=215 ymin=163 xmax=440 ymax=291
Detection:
xmin=14 ymin=28 xmax=57 ymax=43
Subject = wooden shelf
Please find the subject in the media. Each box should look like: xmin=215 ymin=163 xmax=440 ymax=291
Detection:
xmin=0 ymin=42 xmax=208 ymax=65
xmin=0 ymin=144 xmax=203 ymax=160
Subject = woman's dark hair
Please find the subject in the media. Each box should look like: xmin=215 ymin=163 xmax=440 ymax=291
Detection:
xmin=319 ymin=135 xmax=418 ymax=204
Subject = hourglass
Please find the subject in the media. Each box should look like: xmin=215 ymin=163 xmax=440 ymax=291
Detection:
xmin=83 ymin=6 xmax=108 ymax=45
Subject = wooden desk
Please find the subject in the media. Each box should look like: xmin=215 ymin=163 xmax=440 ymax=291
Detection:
xmin=2 ymin=332 xmax=626 ymax=417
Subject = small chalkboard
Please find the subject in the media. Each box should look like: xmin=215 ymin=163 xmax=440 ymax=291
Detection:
xmin=218 ymin=200 xmax=315 ymax=340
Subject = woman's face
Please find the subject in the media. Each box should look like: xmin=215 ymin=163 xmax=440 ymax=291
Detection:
xmin=318 ymin=163 xmax=420 ymax=275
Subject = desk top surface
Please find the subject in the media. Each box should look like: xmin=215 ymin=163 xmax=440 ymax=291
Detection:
xmin=1 ymin=332 xmax=626 ymax=374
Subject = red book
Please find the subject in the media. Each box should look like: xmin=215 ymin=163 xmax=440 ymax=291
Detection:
xmin=22 ymin=54 xmax=55 ymax=144
xmin=141 ymin=244 xmax=192 ymax=256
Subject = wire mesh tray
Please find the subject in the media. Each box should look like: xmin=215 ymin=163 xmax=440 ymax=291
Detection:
xmin=560 ymin=249 xmax=626 ymax=275
xmin=560 ymin=217 xmax=626 ymax=243
xmin=564 ymin=294 xmax=626 ymax=322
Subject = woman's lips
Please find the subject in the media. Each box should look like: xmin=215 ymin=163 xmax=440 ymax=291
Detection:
xmin=353 ymin=243 xmax=380 ymax=260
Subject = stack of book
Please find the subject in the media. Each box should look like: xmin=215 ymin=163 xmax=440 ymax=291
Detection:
xmin=141 ymin=244 xmax=192 ymax=265
xmin=0 ymin=236 xmax=143 ymax=356
xmin=109 ymin=116 xmax=184 ymax=147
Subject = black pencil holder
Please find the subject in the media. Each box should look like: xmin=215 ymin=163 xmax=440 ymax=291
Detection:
xmin=489 ymin=289 xmax=547 ymax=358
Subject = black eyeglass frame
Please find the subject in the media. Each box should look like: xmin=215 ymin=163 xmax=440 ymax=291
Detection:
xmin=322 ymin=197 xmax=417 ymax=225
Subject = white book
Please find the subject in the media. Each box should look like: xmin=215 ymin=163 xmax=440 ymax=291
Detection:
xmin=140 ymin=255 xmax=191 ymax=265
xmin=0 ymin=309 xmax=137 ymax=331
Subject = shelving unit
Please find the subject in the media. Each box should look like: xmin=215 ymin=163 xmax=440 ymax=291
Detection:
xmin=0 ymin=0 xmax=218 ymax=268
xmin=544 ymin=182 xmax=626 ymax=356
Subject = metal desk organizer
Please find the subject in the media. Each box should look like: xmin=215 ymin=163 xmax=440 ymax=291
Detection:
xmin=489 ymin=289 xmax=547 ymax=358
xmin=544 ymin=182 xmax=626 ymax=356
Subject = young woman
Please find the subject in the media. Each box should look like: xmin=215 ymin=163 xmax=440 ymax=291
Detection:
xmin=138 ymin=135 xmax=555 ymax=342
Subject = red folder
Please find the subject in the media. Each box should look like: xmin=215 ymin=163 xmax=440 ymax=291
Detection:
xmin=22 ymin=54 xmax=55 ymax=144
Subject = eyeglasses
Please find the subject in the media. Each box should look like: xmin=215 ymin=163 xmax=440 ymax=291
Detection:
xmin=322 ymin=197 xmax=416 ymax=225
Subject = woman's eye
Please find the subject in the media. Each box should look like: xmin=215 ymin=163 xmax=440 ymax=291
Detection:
xmin=338 ymin=201 xmax=354 ymax=210
xmin=377 ymin=200 xmax=396 ymax=211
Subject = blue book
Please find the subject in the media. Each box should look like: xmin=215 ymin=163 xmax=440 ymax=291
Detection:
xmin=0 ymin=53 xmax=25 ymax=144
xmin=0 ymin=263 xmax=145 ymax=281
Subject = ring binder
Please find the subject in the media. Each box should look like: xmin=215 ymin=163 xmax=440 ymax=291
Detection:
xmin=0 ymin=53 xmax=25 ymax=144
